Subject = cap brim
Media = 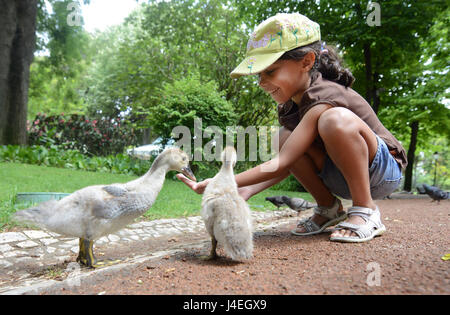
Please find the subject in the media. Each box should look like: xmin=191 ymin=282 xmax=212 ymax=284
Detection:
xmin=230 ymin=51 xmax=285 ymax=79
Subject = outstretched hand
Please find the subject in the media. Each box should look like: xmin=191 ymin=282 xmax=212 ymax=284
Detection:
xmin=176 ymin=174 xmax=210 ymax=194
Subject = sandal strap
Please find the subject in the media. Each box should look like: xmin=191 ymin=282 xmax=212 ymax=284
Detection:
xmin=334 ymin=221 xmax=378 ymax=239
xmin=314 ymin=198 xmax=342 ymax=219
xmin=297 ymin=218 xmax=320 ymax=233
xmin=334 ymin=206 xmax=383 ymax=239
xmin=347 ymin=206 xmax=380 ymax=225
xmin=347 ymin=206 xmax=376 ymax=218
xmin=335 ymin=222 xmax=362 ymax=231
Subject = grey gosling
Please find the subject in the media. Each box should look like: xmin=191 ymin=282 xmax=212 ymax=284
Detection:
xmin=13 ymin=148 xmax=195 ymax=268
xmin=201 ymin=146 xmax=253 ymax=261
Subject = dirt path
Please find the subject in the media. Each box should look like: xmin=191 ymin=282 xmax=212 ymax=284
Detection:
xmin=31 ymin=198 xmax=449 ymax=296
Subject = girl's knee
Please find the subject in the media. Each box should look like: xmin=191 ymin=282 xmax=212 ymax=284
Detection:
xmin=318 ymin=107 xmax=359 ymax=138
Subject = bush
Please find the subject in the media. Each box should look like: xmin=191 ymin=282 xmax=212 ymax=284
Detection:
xmin=28 ymin=113 xmax=138 ymax=156
xmin=146 ymin=74 xmax=238 ymax=180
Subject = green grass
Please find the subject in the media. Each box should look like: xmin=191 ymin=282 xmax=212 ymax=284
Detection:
xmin=0 ymin=162 xmax=312 ymax=231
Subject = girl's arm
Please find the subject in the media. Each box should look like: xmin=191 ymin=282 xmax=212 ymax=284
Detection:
xmin=235 ymin=104 xmax=332 ymax=187
xmin=176 ymin=165 xmax=289 ymax=198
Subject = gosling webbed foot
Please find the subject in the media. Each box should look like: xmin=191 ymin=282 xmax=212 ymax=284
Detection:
xmin=76 ymin=238 xmax=122 ymax=269
xmin=89 ymin=259 xmax=122 ymax=268
xmin=200 ymin=237 xmax=218 ymax=260
xmin=199 ymin=253 xmax=218 ymax=261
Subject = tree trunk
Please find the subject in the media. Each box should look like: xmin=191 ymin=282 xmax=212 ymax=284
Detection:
xmin=404 ymin=121 xmax=419 ymax=191
xmin=372 ymin=71 xmax=380 ymax=114
xmin=363 ymin=43 xmax=373 ymax=107
xmin=0 ymin=0 xmax=37 ymax=145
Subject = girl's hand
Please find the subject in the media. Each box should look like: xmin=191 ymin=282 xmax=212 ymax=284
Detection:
xmin=176 ymin=174 xmax=211 ymax=194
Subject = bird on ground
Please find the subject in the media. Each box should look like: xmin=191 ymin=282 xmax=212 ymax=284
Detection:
xmin=265 ymin=196 xmax=286 ymax=209
xmin=281 ymin=196 xmax=317 ymax=213
xmin=416 ymin=184 xmax=426 ymax=195
xmin=422 ymin=184 xmax=449 ymax=204
xmin=13 ymin=148 xmax=195 ymax=268
xmin=201 ymin=146 xmax=253 ymax=261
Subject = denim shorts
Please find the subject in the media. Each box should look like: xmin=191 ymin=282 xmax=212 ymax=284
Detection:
xmin=318 ymin=135 xmax=402 ymax=200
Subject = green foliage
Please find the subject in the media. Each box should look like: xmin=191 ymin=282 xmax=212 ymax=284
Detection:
xmin=28 ymin=57 xmax=88 ymax=120
xmin=84 ymin=23 xmax=142 ymax=118
xmin=271 ymin=175 xmax=306 ymax=192
xmin=413 ymin=137 xmax=450 ymax=190
xmin=378 ymin=7 xmax=450 ymax=148
xmin=0 ymin=145 xmax=150 ymax=177
xmin=84 ymin=0 xmax=277 ymax=128
xmin=30 ymin=1 xmax=93 ymax=120
xmin=147 ymin=74 xmax=238 ymax=179
xmin=28 ymin=113 xmax=139 ymax=156
xmin=149 ymin=74 xmax=237 ymax=139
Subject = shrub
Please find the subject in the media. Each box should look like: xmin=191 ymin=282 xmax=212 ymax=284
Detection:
xmin=28 ymin=113 xmax=138 ymax=156
xmin=149 ymin=75 xmax=237 ymax=139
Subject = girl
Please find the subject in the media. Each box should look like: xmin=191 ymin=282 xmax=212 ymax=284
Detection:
xmin=177 ymin=13 xmax=407 ymax=243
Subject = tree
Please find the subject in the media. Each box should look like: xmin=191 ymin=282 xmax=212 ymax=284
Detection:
xmin=0 ymin=0 xmax=90 ymax=145
xmin=0 ymin=0 xmax=38 ymax=145
xmin=28 ymin=0 xmax=91 ymax=119
xmin=85 ymin=0 xmax=278 ymax=128
xmin=378 ymin=7 xmax=450 ymax=191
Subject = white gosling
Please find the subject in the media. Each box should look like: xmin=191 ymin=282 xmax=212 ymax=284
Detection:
xmin=13 ymin=148 xmax=195 ymax=268
xmin=201 ymin=146 xmax=253 ymax=261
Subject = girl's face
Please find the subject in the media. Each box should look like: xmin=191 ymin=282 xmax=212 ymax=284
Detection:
xmin=258 ymin=53 xmax=315 ymax=104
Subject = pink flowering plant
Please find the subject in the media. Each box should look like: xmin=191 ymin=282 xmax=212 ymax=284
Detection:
xmin=28 ymin=113 xmax=138 ymax=156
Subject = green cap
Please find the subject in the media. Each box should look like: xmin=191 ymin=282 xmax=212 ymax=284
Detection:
xmin=230 ymin=13 xmax=321 ymax=79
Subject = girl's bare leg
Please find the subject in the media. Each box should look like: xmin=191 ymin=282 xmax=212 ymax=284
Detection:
xmin=317 ymin=107 xmax=378 ymax=238
xmin=240 ymin=127 xmax=345 ymax=232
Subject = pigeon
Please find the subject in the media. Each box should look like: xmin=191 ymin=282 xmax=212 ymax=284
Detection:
xmin=265 ymin=196 xmax=286 ymax=209
xmin=416 ymin=184 xmax=426 ymax=195
xmin=281 ymin=196 xmax=317 ymax=213
xmin=422 ymin=184 xmax=449 ymax=204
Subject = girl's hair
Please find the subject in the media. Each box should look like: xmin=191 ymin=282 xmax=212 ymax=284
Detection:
xmin=279 ymin=41 xmax=355 ymax=88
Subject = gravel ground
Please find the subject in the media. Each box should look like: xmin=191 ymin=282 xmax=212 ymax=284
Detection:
xmin=37 ymin=199 xmax=449 ymax=295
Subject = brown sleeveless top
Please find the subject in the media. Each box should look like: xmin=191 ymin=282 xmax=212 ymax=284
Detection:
xmin=278 ymin=73 xmax=407 ymax=169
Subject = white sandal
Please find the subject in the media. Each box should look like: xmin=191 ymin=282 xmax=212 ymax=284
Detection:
xmin=291 ymin=198 xmax=347 ymax=236
xmin=330 ymin=206 xmax=386 ymax=243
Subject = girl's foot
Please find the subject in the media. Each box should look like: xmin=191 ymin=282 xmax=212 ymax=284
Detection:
xmin=291 ymin=198 xmax=346 ymax=235
xmin=330 ymin=206 xmax=386 ymax=242
xmin=329 ymin=215 xmax=366 ymax=238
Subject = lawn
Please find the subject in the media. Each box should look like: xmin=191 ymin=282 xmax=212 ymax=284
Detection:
xmin=0 ymin=162 xmax=312 ymax=231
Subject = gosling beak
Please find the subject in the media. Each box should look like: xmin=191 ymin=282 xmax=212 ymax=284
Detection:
xmin=181 ymin=166 xmax=196 ymax=182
